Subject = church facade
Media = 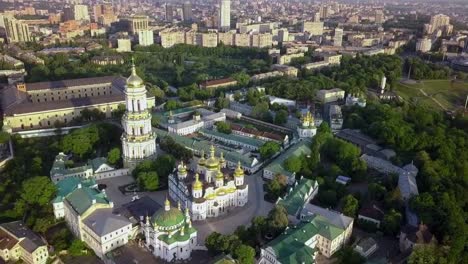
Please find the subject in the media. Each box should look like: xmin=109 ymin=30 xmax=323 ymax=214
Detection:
xmin=142 ymin=198 xmax=197 ymax=262
xmin=168 ymin=145 xmax=249 ymax=221
xmin=297 ymin=111 xmax=317 ymax=138
xmin=121 ymin=60 xmax=157 ymax=169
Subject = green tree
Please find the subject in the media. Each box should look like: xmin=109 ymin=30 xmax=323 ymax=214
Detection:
xmin=216 ymin=121 xmax=232 ymax=134
xmin=69 ymin=239 xmax=90 ymax=256
xmin=267 ymin=205 xmax=289 ymax=235
xmin=154 ymin=154 xmax=176 ymax=180
xmin=336 ymin=246 xmax=365 ymax=264
xmin=165 ymin=99 xmax=179 ymax=110
xmin=231 ymin=71 xmax=250 ymax=87
xmin=408 ymin=245 xmax=447 ymax=264
xmin=137 ymin=171 xmax=159 ymax=191
xmin=20 ymin=176 xmax=57 ymax=208
xmin=274 ymin=109 xmax=288 ymax=125
xmin=382 ymin=209 xmax=402 ymax=235
xmin=266 ymin=174 xmax=288 ymax=199
xmin=151 ymin=115 xmax=160 ymax=127
xmin=342 ymin=195 xmax=359 ymax=217
xmin=107 ymin=148 xmax=121 ymax=166
xmin=283 ymin=155 xmax=302 ymax=173
xmin=252 ymin=102 xmax=270 ymax=120
xmin=233 ymin=244 xmax=256 ymax=264
xmin=259 ymin=141 xmax=281 ymax=160
xmin=62 ymin=125 xmax=100 ymax=159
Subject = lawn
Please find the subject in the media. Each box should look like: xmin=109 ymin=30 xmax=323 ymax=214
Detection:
xmin=395 ymin=80 xmax=468 ymax=110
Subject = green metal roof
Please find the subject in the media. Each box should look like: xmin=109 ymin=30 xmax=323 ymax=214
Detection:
xmin=155 ymin=128 xmax=258 ymax=167
xmin=65 ymin=187 xmax=110 ymax=215
xmin=278 ymin=178 xmax=317 ymax=216
xmin=264 ymin=140 xmax=312 ymax=176
xmin=266 ymin=213 xmax=346 ymax=263
xmin=157 ymin=223 xmax=197 ymax=245
xmin=267 ymin=221 xmax=318 ymax=264
xmin=152 ymin=207 xmax=185 ymax=230
xmin=199 ymin=129 xmax=265 ymax=148
xmin=89 ymin=157 xmax=108 ymax=171
xmin=53 ymin=177 xmax=97 ymax=203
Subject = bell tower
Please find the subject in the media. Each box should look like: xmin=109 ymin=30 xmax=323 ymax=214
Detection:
xmin=121 ymin=59 xmax=157 ymax=169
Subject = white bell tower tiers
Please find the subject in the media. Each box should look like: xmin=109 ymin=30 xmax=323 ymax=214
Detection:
xmin=121 ymin=59 xmax=157 ymax=169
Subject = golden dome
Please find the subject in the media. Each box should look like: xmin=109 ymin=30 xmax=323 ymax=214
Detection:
xmin=205 ymin=145 xmax=220 ymax=169
xmin=220 ymin=152 xmax=225 ymax=163
xmin=126 ymin=59 xmax=144 ymax=88
xmin=216 ymin=165 xmax=224 ymax=179
xmin=193 ymin=173 xmax=203 ymax=190
xmin=198 ymin=150 xmax=206 ymax=166
xmin=234 ymin=161 xmax=244 ymax=178
xmin=178 ymin=161 xmax=187 ymax=174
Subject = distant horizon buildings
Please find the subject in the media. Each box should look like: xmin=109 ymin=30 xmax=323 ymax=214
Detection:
xmin=425 ymin=14 xmax=453 ymax=36
xmin=165 ymin=3 xmax=174 ymax=22
xmin=219 ymin=0 xmax=231 ymax=32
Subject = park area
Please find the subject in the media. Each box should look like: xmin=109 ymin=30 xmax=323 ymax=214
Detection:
xmin=395 ymin=79 xmax=468 ymax=111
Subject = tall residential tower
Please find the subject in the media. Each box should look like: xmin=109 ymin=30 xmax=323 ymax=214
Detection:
xmin=219 ymin=0 xmax=231 ymax=32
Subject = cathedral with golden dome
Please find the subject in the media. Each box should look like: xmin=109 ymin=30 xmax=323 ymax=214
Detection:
xmin=297 ymin=111 xmax=317 ymax=138
xmin=142 ymin=197 xmax=197 ymax=262
xmin=168 ymin=145 xmax=249 ymax=221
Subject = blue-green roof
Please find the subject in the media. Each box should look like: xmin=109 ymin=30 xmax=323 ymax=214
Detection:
xmin=90 ymin=157 xmax=108 ymax=171
xmin=65 ymin=186 xmax=110 ymax=215
xmin=278 ymin=178 xmax=317 ymax=216
xmin=155 ymin=128 xmax=258 ymax=168
xmin=157 ymin=223 xmax=197 ymax=245
xmin=199 ymin=129 xmax=265 ymax=148
xmin=267 ymin=221 xmax=318 ymax=264
xmin=53 ymin=177 xmax=97 ymax=203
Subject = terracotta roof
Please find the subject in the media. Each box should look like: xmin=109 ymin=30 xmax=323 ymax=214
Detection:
xmin=200 ymin=78 xmax=237 ymax=87
xmin=25 ymin=76 xmax=120 ymax=91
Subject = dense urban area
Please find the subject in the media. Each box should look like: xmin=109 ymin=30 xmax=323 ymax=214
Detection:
xmin=0 ymin=0 xmax=467 ymax=264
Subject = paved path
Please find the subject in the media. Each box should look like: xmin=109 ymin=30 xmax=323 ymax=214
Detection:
xmin=99 ymin=170 xmax=274 ymax=245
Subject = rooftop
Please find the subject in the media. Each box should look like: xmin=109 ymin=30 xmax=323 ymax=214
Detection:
xmin=65 ymin=186 xmax=110 ymax=215
xmin=277 ymin=178 xmax=318 ymax=216
xmin=301 ymin=204 xmax=354 ymax=231
xmin=83 ymin=208 xmax=131 ymax=237
xmin=0 ymin=221 xmax=45 ymax=253
xmin=25 ymin=76 xmax=120 ymax=91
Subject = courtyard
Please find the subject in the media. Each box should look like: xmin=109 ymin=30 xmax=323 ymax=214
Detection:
xmin=98 ymin=169 xmax=274 ymax=245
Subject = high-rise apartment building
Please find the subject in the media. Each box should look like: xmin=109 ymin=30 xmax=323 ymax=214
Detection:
xmin=301 ymin=21 xmax=324 ymax=36
xmin=74 ymin=4 xmax=90 ymax=21
xmin=333 ymin=28 xmax=343 ymax=47
xmin=93 ymin=3 xmax=115 ymax=25
xmin=166 ymin=4 xmax=174 ymax=22
xmin=129 ymin=15 xmax=149 ymax=34
xmin=416 ymin=37 xmax=432 ymax=53
xmin=219 ymin=0 xmax=231 ymax=32
xmin=3 ymin=15 xmax=32 ymax=43
xmin=425 ymin=14 xmax=452 ymax=35
xmin=138 ymin=30 xmax=154 ymax=46
xmin=182 ymin=1 xmax=193 ymax=22
xmin=375 ymin=10 xmax=384 ymax=24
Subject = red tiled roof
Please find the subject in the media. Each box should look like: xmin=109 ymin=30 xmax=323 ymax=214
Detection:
xmin=200 ymin=78 xmax=237 ymax=87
